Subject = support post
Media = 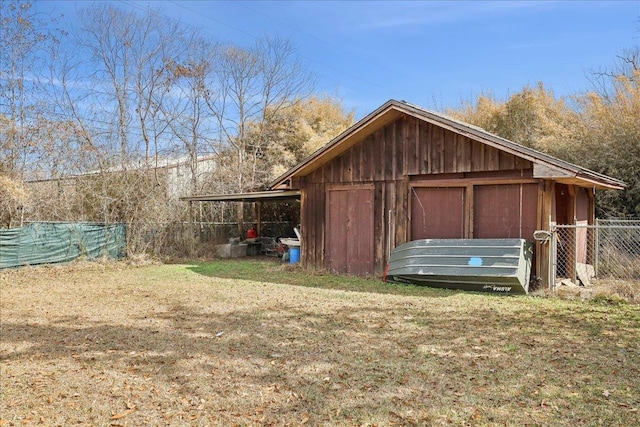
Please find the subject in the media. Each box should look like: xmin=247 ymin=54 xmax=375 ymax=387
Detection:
xmin=550 ymin=225 xmax=557 ymax=291
xmin=188 ymin=201 xmax=195 ymax=256
xmin=539 ymin=180 xmax=554 ymax=288
xmin=594 ymin=218 xmax=600 ymax=277
xmin=237 ymin=201 xmax=245 ymax=240
xmin=256 ymin=201 xmax=263 ymax=236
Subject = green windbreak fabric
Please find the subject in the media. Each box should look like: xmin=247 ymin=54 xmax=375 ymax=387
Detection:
xmin=0 ymin=222 xmax=126 ymax=269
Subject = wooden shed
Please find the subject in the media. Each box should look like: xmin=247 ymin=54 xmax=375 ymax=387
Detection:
xmin=269 ymin=100 xmax=625 ymax=287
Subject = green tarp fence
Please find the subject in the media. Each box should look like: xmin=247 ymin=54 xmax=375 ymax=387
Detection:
xmin=0 ymin=222 xmax=126 ymax=269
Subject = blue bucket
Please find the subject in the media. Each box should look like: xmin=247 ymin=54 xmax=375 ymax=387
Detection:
xmin=289 ymin=247 xmax=300 ymax=264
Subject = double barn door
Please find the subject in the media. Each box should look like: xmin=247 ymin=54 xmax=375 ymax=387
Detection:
xmin=411 ymin=183 xmax=538 ymax=240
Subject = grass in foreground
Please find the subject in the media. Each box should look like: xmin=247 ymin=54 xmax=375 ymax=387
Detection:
xmin=1 ymin=258 xmax=639 ymax=426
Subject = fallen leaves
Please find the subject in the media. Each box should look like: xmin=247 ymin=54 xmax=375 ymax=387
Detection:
xmin=111 ymin=402 xmax=137 ymax=420
xmin=2 ymin=261 xmax=640 ymax=426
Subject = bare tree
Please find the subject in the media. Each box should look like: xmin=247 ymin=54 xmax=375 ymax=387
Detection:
xmin=207 ymin=37 xmax=315 ymax=193
xmin=158 ymin=35 xmax=218 ymax=195
xmin=200 ymin=36 xmax=315 ymax=234
xmin=0 ymin=1 xmax=61 ymax=179
xmin=588 ymin=16 xmax=639 ymax=102
xmin=76 ymin=4 xmax=184 ymax=169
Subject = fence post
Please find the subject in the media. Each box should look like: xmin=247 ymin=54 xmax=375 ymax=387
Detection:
xmin=188 ymin=201 xmax=194 ymax=256
xmin=550 ymin=225 xmax=557 ymax=291
xmin=594 ymin=219 xmax=600 ymax=277
xmin=572 ymin=224 xmax=578 ymax=285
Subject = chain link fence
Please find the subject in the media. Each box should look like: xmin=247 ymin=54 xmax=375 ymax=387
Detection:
xmin=132 ymin=221 xmax=297 ymax=256
xmin=550 ymin=220 xmax=640 ymax=289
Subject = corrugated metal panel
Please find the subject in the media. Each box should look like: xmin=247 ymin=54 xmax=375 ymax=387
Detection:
xmin=385 ymin=239 xmax=533 ymax=294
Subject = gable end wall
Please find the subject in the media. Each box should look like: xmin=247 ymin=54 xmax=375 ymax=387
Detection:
xmin=297 ymin=115 xmax=535 ymax=275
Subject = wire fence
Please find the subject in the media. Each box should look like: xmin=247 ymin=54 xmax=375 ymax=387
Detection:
xmin=131 ymin=221 xmax=297 ymax=256
xmin=551 ymin=220 xmax=640 ymax=289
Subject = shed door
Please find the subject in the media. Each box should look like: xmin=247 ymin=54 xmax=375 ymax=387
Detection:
xmin=326 ymin=187 xmax=374 ymax=275
xmin=473 ymin=184 xmax=538 ymax=239
xmin=411 ymin=187 xmax=465 ymax=239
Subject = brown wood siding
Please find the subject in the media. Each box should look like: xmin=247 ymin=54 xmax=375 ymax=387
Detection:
xmin=300 ymin=182 xmax=325 ymax=270
xmin=555 ymin=183 xmax=571 ymax=224
xmin=576 ymin=187 xmax=590 ymax=222
xmin=326 ymin=186 xmax=374 ymax=275
xmin=326 ymin=189 xmax=348 ymax=272
xmin=315 ymin=117 xmax=533 ymax=180
xmin=473 ymin=183 xmax=538 ymax=239
xmin=298 ymin=114 xmax=536 ymax=276
xmin=411 ymin=187 xmax=465 ymax=239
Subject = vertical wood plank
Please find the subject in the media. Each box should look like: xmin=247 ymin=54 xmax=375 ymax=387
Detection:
xmin=387 ymin=182 xmax=396 ymax=249
xmin=486 ymin=146 xmax=499 ymax=170
xmin=340 ymin=152 xmax=348 ymax=183
xmin=301 ymin=184 xmax=314 ymax=270
xmin=499 ymin=151 xmax=515 ymax=170
xmin=425 ymin=122 xmax=433 ymax=174
xmin=395 ymin=180 xmax=408 ymax=244
xmin=431 ymin=125 xmax=441 ymax=173
xmin=352 ymin=141 xmax=362 ymax=183
xmin=375 ymin=129 xmax=384 ymax=181
xmin=438 ymin=127 xmax=446 ymax=173
xmin=312 ymin=184 xmax=320 ymax=270
xmin=444 ymin=129 xmax=456 ymax=172
xmin=362 ymin=135 xmax=373 ymax=182
xmin=302 ymin=184 xmax=312 ymax=269
xmin=300 ymin=186 xmax=309 ymax=269
xmin=403 ymin=117 xmax=413 ymax=174
xmin=333 ymin=157 xmax=341 ymax=183
xmin=398 ymin=120 xmax=405 ymax=179
xmin=480 ymin=143 xmax=486 ymax=171
xmin=316 ymin=184 xmax=324 ymax=269
xmin=318 ymin=183 xmax=326 ymax=269
xmin=368 ymin=135 xmax=376 ymax=181
xmin=384 ymin=124 xmax=394 ymax=180
xmin=415 ymin=119 xmax=421 ymax=173
xmin=419 ymin=122 xmax=426 ymax=174
xmin=465 ymin=184 xmax=474 ymax=238
xmin=390 ymin=124 xmax=397 ymax=180
xmin=348 ymin=149 xmax=355 ymax=183
xmin=321 ymin=161 xmax=328 ymax=186
xmin=470 ymin=140 xmax=480 ymax=172
xmin=373 ymin=182 xmax=384 ymax=276
xmin=458 ymin=134 xmax=469 ymax=173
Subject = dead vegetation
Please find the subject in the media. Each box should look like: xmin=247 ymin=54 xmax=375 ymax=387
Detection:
xmin=537 ymin=278 xmax=640 ymax=305
xmin=1 ymin=260 xmax=639 ymax=426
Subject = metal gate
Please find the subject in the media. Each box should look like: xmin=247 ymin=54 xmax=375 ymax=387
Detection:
xmin=549 ymin=220 xmax=640 ymax=289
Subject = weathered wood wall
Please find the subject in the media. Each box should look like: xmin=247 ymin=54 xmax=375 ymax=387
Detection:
xmin=296 ymin=114 xmax=536 ymax=276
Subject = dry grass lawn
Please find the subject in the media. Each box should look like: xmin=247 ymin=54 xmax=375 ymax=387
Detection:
xmin=1 ymin=259 xmax=639 ymax=426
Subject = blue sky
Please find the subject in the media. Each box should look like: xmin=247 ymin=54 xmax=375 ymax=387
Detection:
xmin=36 ymin=0 xmax=640 ymax=119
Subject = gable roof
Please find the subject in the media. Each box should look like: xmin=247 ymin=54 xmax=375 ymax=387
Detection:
xmin=269 ymin=99 xmax=625 ymax=190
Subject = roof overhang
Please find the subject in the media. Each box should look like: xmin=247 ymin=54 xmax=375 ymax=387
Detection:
xmin=179 ymin=190 xmax=301 ymax=203
xmin=269 ymin=99 xmax=625 ymax=191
